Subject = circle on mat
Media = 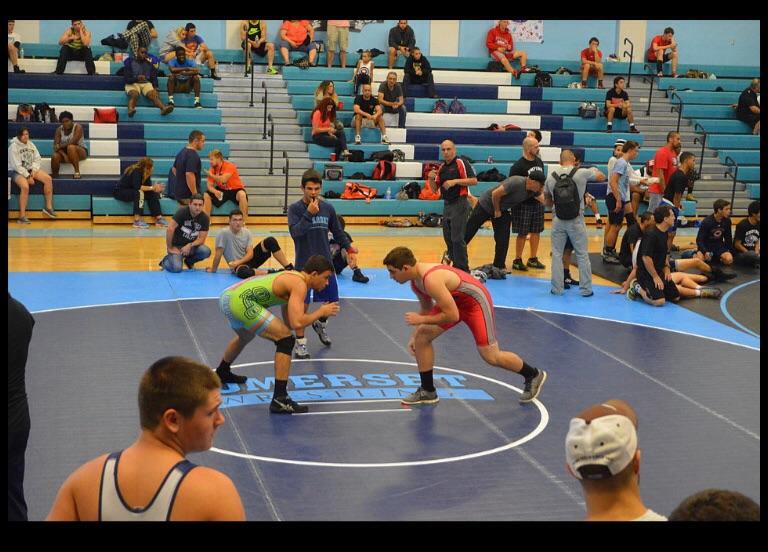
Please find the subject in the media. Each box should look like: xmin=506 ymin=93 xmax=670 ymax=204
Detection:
xmin=211 ymin=358 xmax=549 ymax=468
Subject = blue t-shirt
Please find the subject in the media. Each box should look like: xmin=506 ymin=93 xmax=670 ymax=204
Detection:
xmin=608 ymin=157 xmax=631 ymax=202
xmin=171 ymin=147 xmax=201 ymax=200
xmin=287 ymin=198 xmax=351 ymax=270
xmin=168 ymin=57 xmax=197 ymax=81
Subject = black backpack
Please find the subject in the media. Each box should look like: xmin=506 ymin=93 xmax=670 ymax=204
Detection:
xmin=552 ymin=168 xmax=581 ymax=220
xmin=534 ymin=71 xmax=552 ymax=88
xmin=347 ymin=149 xmax=364 ymax=163
xmin=401 ymin=181 xmax=421 ymax=199
xmin=487 ymin=60 xmax=505 ymax=72
xmin=34 ymin=103 xmax=57 ymax=123
xmin=369 ymin=150 xmax=394 ymax=162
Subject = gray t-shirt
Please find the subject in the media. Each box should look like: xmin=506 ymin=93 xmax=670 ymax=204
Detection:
xmin=478 ymin=176 xmax=534 ymax=214
xmin=608 ymin=157 xmax=632 ymax=202
xmin=544 ymin=165 xmax=599 ymax=217
xmin=215 ymin=227 xmax=253 ymax=263
xmin=378 ymin=82 xmax=404 ymax=113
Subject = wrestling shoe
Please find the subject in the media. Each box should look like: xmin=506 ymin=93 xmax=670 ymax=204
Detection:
xmin=312 ymin=320 xmax=332 ymax=346
xmin=270 ymin=396 xmax=308 ymax=414
xmin=564 ymin=273 xmax=579 ymax=288
xmin=293 ymin=341 xmax=310 ymax=359
xmin=700 ymin=287 xmax=722 ymax=299
xmin=520 ymin=370 xmax=547 ymax=403
xmin=527 ymin=257 xmax=546 ymax=269
xmin=511 ymin=258 xmax=528 ymax=271
xmin=216 ymin=367 xmax=247 ymax=385
xmin=352 ymin=268 xmax=370 ymax=283
xmin=401 ymin=387 xmax=439 ymax=405
xmin=627 ymin=278 xmax=639 ymax=301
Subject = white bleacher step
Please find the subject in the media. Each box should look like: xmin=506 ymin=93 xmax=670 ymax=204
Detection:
xmin=240 ymin=169 xmax=312 ymax=177
xmin=11 ymin=58 xmax=111 ymax=74
xmin=406 ymin=112 xmax=541 ymax=130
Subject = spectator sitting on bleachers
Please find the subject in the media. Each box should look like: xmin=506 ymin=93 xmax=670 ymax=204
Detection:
xmin=51 ymin=111 xmax=88 ymax=180
xmin=241 ymin=20 xmax=278 ymax=75
xmin=695 ymin=199 xmax=734 ymax=267
xmin=330 ymin=216 xmax=369 ymax=283
xmin=508 ymin=136 xmax=545 ymax=272
xmin=55 ymin=20 xmax=95 ymax=76
xmin=605 ymin=76 xmax=639 ymax=134
xmin=8 ymin=127 xmax=56 ymax=224
xmin=159 ymin=194 xmax=211 ymax=273
xmin=124 ymin=46 xmax=174 ymax=118
xmin=183 ymin=23 xmax=221 ymax=80
xmin=312 ymin=98 xmax=351 ymax=161
xmin=387 ymin=20 xmax=415 ymax=69
xmin=8 ymin=20 xmax=25 ymax=73
xmin=204 ymin=150 xmax=249 ymax=222
xmin=646 ymin=26 xmax=679 ymax=78
xmin=279 ymin=20 xmax=317 ymax=68
xmin=733 ymin=200 xmax=760 ymax=268
xmin=580 ymin=37 xmax=604 ymax=89
xmin=351 ymin=49 xmax=374 ymax=96
xmin=353 ymin=83 xmax=389 ymax=145
xmin=314 ymin=80 xmax=340 ymax=107
xmin=378 ymin=71 xmax=407 ymax=129
xmin=486 ymin=19 xmax=527 ymax=79
xmin=736 ymin=78 xmax=760 ymax=135
xmin=113 ymin=157 xmax=167 ymax=229
xmin=402 ymin=46 xmax=437 ymax=99
xmin=326 ymin=20 xmax=350 ymax=68
xmin=159 ymin=26 xmax=186 ymax=64
xmin=167 ymin=46 xmax=202 ymax=109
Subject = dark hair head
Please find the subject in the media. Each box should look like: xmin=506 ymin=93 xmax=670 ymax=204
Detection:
xmin=175 ymin=46 xmax=186 ymax=55
xmin=747 ymin=200 xmax=760 ymax=216
xmin=589 ymin=37 xmax=599 ymax=45
xmin=190 ymin=193 xmax=204 ymax=203
xmin=383 ymin=246 xmax=417 ymax=269
xmin=188 ymin=130 xmax=204 ymax=143
xmin=16 ymin=127 xmax=29 ymax=139
xmin=622 ymin=140 xmax=640 ymax=154
xmin=301 ymin=169 xmax=323 ymax=187
xmin=71 ymin=20 xmax=81 ymax=25
xmin=58 ymin=111 xmax=74 ymax=123
xmin=679 ymin=151 xmax=694 ymax=165
xmin=714 ymin=199 xmax=731 ymax=213
xmin=666 ymin=131 xmax=680 ymax=143
xmin=185 ymin=22 xmax=196 ymax=31
xmin=654 ymin=204 xmax=673 ymax=223
xmin=314 ymin=97 xmax=337 ymax=122
xmin=664 ymin=27 xmax=674 ymax=35
xmin=639 ymin=211 xmax=654 ymax=223
xmin=303 ymin=255 xmax=333 ymax=275
xmin=528 ymin=129 xmax=542 ymax=142
xmin=614 ymin=75 xmax=625 ymax=87
xmin=412 ymin=46 xmax=420 ymax=52
xmin=229 ymin=209 xmax=244 ymax=219
xmin=669 ymin=489 xmax=760 ymax=521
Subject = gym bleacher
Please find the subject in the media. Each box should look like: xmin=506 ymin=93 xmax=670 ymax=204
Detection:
xmin=8 ymin=30 xmax=760 ymax=223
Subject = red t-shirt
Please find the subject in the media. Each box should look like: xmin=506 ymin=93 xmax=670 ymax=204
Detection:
xmin=581 ymin=48 xmax=602 ymax=63
xmin=647 ymin=35 xmax=673 ymax=59
xmin=486 ymin=26 xmax=513 ymax=55
xmin=651 ymin=146 xmax=679 ymax=194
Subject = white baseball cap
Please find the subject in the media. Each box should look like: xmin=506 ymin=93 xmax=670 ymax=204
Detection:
xmin=565 ymin=410 xmax=638 ymax=480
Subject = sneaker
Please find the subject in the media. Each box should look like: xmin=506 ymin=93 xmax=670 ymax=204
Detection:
xmin=184 ymin=257 xmax=195 ymax=270
xmin=401 ymin=387 xmax=439 ymax=405
xmin=670 ymin=244 xmax=680 ymax=252
xmin=440 ymin=250 xmax=452 ymax=266
xmin=13 ymin=65 xmax=25 ymax=73
xmin=194 ymin=100 xmax=202 ymax=109
xmin=526 ymin=257 xmax=545 ymax=269
xmin=519 ymin=370 xmax=547 ymax=403
xmin=381 ymin=135 xmax=390 ymax=144
xmin=270 ymin=395 xmax=308 ymax=414
xmin=605 ymin=125 xmax=613 ymax=133
xmin=41 ymin=207 xmax=57 ymax=218
xmin=17 ymin=216 xmax=31 ymax=224
xmin=266 ymin=66 xmax=279 ymax=75
xmin=686 ymin=193 xmax=696 ymax=201
xmin=352 ymin=268 xmax=370 ymax=283
xmin=700 ymin=287 xmax=722 ymax=299
xmin=657 ymin=71 xmax=664 ymax=78
xmin=627 ymin=278 xmax=639 ymax=301
xmin=216 ymin=368 xmax=247 ymax=385
xmin=602 ymin=250 xmax=620 ymax=264
xmin=167 ymin=98 xmax=175 ymax=106
xmin=629 ymin=126 xmax=640 ymax=133
xmin=155 ymin=217 xmax=168 ymax=227
xmin=354 ymin=135 xmax=361 ymax=145
xmin=210 ymin=72 xmax=222 ymax=81
xmin=595 ymin=218 xmax=604 ymax=228
xmin=564 ymin=274 xmax=579 ymax=287
xmin=293 ymin=341 xmax=310 ymax=359
xmin=312 ymin=320 xmax=332 ymax=346
xmin=511 ymin=258 xmax=528 ymax=271
xmin=161 ymin=105 xmax=174 ymax=116
xmin=133 ymin=219 xmax=150 ymax=228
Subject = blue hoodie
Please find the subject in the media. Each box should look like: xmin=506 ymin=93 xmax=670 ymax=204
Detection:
xmin=288 ymin=198 xmax=351 ymax=270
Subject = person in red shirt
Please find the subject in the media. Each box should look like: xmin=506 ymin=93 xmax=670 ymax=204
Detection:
xmin=204 ymin=150 xmax=249 ymax=222
xmin=647 ymin=27 xmax=678 ymax=78
xmin=580 ymin=37 xmax=604 ymax=89
xmin=649 ymin=131 xmax=681 ymax=212
xmin=486 ymin=19 xmax=527 ymax=79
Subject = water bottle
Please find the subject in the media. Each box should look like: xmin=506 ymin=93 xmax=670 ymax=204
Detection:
xmin=487 ymin=154 xmax=494 ymax=163
xmin=19 ymin=47 xmax=24 ymax=59
xmin=385 ymin=186 xmax=392 ymax=200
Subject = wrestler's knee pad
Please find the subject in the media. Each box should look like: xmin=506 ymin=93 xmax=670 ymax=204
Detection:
xmin=275 ymin=335 xmax=296 ymax=356
xmin=236 ymin=265 xmax=256 ymax=279
xmin=263 ymin=236 xmax=280 ymax=253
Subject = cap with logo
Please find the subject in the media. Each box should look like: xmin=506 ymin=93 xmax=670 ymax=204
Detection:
xmin=565 ymin=406 xmax=638 ymax=480
xmin=527 ymin=167 xmax=546 ymax=184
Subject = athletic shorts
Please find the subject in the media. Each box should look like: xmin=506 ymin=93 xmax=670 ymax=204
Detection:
xmin=305 ymin=271 xmax=339 ymax=303
xmin=510 ymin=200 xmax=545 ymax=234
xmin=241 ymin=40 xmax=268 ymax=58
xmin=605 ymin=195 xmax=629 ymax=225
xmin=490 ymin=50 xmax=516 ymax=63
xmin=124 ymin=82 xmax=156 ymax=97
xmin=637 ymin=271 xmax=680 ymax=302
xmin=428 ymin=285 xmax=498 ymax=347
xmin=605 ymin=104 xmax=628 ymax=119
xmin=704 ymin=244 xmax=731 ymax=261
xmin=206 ymin=188 xmax=245 ymax=208
xmin=647 ymin=52 xmax=673 ymax=63
xmin=170 ymin=78 xmax=196 ymax=93
xmin=326 ymin=25 xmax=349 ymax=52
xmin=219 ymin=288 xmax=275 ymax=333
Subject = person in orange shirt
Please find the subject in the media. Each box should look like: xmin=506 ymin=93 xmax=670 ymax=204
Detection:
xmin=646 ymin=27 xmax=678 ymax=78
xmin=580 ymin=37 xmax=604 ymax=89
xmin=204 ymin=150 xmax=249 ymax=221
xmin=279 ymin=19 xmax=317 ymax=67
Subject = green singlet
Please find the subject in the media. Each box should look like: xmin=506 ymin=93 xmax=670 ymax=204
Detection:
xmin=219 ymin=271 xmax=302 ymax=332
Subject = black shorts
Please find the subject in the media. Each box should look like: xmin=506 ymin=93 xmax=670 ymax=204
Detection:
xmin=638 ymin=271 xmax=680 ymax=302
xmin=605 ymin=195 xmax=628 ymax=225
xmin=705 ymin=244 xmax=731 ymax=261
xmin=738 ymin=112 xmax=760 ymax=127
xmin=206 ymin=189 xmax=246 ymax=208
xmin=242 ymin=41 xmax=268 ymax=58
xmin=510 ymin=200 xmax=544 ymax=234
xmin=604 ymin=105 xmax=628 ymax=119
xmin=647 ymin=52 xmax=673 ymax=63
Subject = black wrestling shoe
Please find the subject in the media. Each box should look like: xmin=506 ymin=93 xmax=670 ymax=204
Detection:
xmin=216 ymin=368 xmax=247 ymax=385
xmin=270 ymin=395 xmax=308 ymax=414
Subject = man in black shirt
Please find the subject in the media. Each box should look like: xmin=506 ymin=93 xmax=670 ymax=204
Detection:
xmin=663 ymin=151 xmax=694 ymax=207
xmin=353 ymin=83 xmax=388 ymax=144
xmin=605 ymin=76 xmax=639 ymax=133
xmin=629 ymin=205 xmax=680 ymax=305
xmin=695 ymin=199 xmax=734 ymax=266
xmin=736 ymin=79 xmax=760 ymax=134
xmin=508 ymin=136 xmax=546 ymax=271
xmin=159 ymin=194 xmax=211 ymax=272
xmin=734 ymin=200 xmax=760 ymax=268
xmin=402 ymin=47 xmax=437 ymax=98
xmin=618 ymin=211 xmax=654 ymax=268
xmin=387 ymin=19 xmax=415 ymax=69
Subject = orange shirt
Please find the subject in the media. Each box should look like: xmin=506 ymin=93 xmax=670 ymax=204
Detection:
xmin=207 ymin=160 xmax=244 ymax=191
xmin=281 ymin=20 xmax=310 ymax=44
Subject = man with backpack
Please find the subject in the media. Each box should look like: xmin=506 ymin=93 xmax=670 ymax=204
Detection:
xmin=543 ymin=150 xmax=606 ymax=296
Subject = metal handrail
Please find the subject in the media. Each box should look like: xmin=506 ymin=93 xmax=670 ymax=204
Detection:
xmin=692 ymin=122 xmax=708 ymax=180
xmin=622 ymin=37 xmax=634 ymax=87
xmin=243 ymin=44 xmax=248 ymax=78
xmin=267 ymin=114 xmax=275 ymax=175
xmin=641 ymin=64 xmax=657 ymax=116
xmin=723 ymin=156 xmax=739 ymax=208
xmin=282 ymin=151 xmax=289 ymax=215
xmin=669 ymin=91 xmax=684 ymax=133
xmin=261 ymin=81 xmax=268 ymax=139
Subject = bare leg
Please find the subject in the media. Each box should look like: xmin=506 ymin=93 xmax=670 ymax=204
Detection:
xmin=51 ymin=151 xmax=63 ymax=178
xmin=266 ymin=43 xmax=275 ymax=68
xmin=388 ymin=47 xmax=396 ymax=69
xmin=34 ymin=170 xmax=54 ymax=211
xmin=14 ymin=176 xmax=29 ymax=218
xmin=126 ymin=90 xmax=139 ymax=115
xmin=236 ymin=190 xmax=249 ymax=221
xmin=66 ymin=144 xmax=86 ymax=175
xmin=202 ymin=193 xmax=212 ymax=217
xmin=515 ymin=235 xmax=526 ymax=259
xmin=280 ymin=46 xmax=290 ymax=65
xmin=340 ymin=50 xmax=347 ymax=68
xmin=412 ymin=325 xmax=446 ymax=373
xmin=272 ymin=248 xmax=291 ymax=268
xmin=477 ymin=342 xmax=524 ymax=373
xmin=327 ymin=49 xmax=335 ymax=68
xmin=529 ymin=232 xmax=541 ymax=258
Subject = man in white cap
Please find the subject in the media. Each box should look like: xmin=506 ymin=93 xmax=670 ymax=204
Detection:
xmin=565 ymin=399 xmax=667 ymax=521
